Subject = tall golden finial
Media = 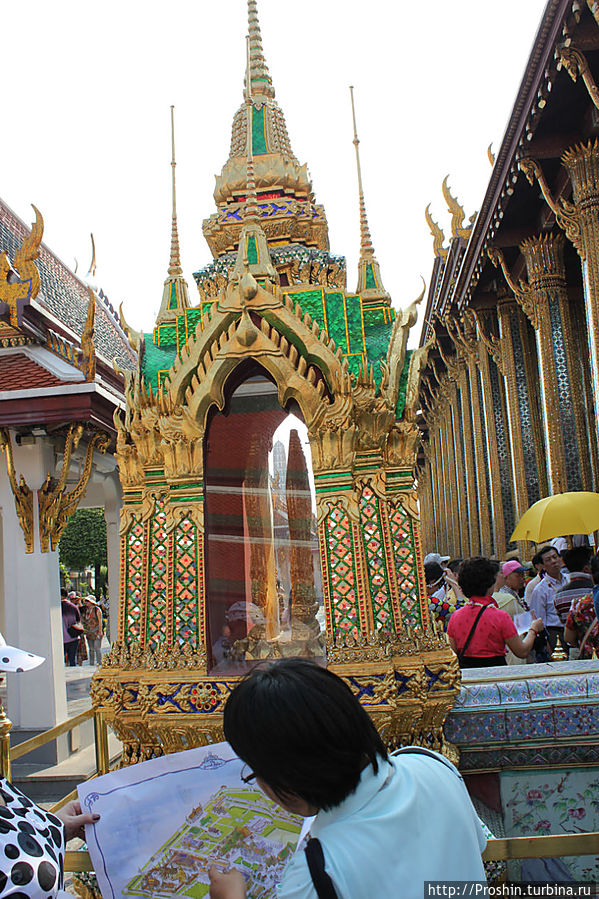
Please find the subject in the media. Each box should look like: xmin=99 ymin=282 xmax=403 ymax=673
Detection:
xmin=168 ymin=105 xmax=183 ymax=277
xmin=86 ymin=233 xmax=97 ymax=279
xmin=350 ymin=85 xmax=374 ymax=260
xmin=246 ymin=0 xmax=274 ymax=98
xmin=245 ymin=36 xmax=260 ymax=224
xmin=155 ymin=105 xmax=190 ymax=323
xmin=349 ymin=86 xmax=389 ymax=305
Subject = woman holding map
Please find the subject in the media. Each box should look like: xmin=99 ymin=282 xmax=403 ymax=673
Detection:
xmin=209 ymin=659 xmax=486 ymax=899
xmin=0 ymin=634 xmax=99 ymax=897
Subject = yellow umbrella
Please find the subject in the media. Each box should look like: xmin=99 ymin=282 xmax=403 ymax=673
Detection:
xmin=510 ymin=491 xmax=599 ymax=543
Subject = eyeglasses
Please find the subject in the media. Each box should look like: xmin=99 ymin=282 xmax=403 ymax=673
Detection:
xmin=240 ymin=764 xmax=256 ymax=785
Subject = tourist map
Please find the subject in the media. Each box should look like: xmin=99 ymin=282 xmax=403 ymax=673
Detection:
xmin=78 ymin=743 xmax=304 ymax=899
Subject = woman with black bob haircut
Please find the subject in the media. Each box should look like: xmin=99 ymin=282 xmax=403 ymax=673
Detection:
xmin=209 ymin=658 xmax=487 ymax=899
xmin=222 ymin=657 xmax=386 ymax=812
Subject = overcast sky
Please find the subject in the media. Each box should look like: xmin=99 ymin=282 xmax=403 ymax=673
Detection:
xmin=2 ymin=0 xmax=548 ymax=341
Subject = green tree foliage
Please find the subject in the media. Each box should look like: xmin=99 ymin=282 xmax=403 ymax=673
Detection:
xmin=59 ymin=509 xmax=107 ymax=590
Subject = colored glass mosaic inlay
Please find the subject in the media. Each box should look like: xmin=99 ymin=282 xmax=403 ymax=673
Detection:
xmin=147 ymin=497 xmax=169 ymax=648
xmin=125 ymin=520 xmax=145 ymax=640
xmin=359 ymin=486 xmax=395 ymax=630
xmin=323 ymin=501 xmax=360 ymax=638
xmin=174 ymin=516 xmax=199 ymax=646
xmin=388 ymin=500 xmax=424 ymax=628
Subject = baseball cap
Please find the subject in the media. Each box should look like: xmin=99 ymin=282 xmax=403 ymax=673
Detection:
xmin=502 ymin=560 xmax=527 ymax=577
xmin=424 ymin=552 xmax=450 ymax=566
xmin=0 ymin=633 xmax=45 ymax=673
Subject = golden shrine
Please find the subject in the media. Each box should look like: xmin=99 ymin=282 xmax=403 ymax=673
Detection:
xmin=91 ymin=0 xmax=459 ymax=762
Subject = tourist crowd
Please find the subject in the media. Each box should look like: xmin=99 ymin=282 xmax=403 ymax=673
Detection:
xmin=424 ymin=544 xmax=599 ymax=667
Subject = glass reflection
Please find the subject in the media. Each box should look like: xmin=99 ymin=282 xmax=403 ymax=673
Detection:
xmin=204 ymin=375 xmax=324 ymax=673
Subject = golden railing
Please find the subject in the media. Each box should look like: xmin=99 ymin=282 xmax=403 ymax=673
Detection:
xmin=1 ymin=703 xmax=598 ymax=875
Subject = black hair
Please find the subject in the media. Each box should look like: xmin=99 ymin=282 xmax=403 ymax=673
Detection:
xmin=562 ymin=545 xmax=592 ymax=573
xmin=223 ymin=658 xmax=388 ymax=811
xmin=538 ymin=544 xmax=558 ymax=561
xmin=424 ymin=561 xmax=444 ymax=585
xmin=447 ymin=558 xmax=463 ymax=574
xmin=457 ymin=556 xmax=497 ymax=598
xmin=532 ymin=551 xmax=543 ymax=568
xmin=590 ymin=553 xmax=599 ymax=586
xmin=60 ymin=587 xmax=68 ymax=599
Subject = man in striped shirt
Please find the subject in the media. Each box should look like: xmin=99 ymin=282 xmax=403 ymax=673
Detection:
xmin=554 ymin=546 xmax=593 ymax=626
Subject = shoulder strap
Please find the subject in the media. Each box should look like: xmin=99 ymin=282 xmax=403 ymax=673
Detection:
xmin=393 ymin=746 xmax=462 ymax=778
xmin=458 ymin=604 xmax=488 ymax=662
xmin=305 ymin=837 xmax=338 ymax=899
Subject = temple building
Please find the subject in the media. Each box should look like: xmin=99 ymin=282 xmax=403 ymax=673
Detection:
xmin=418 ymin=0 xmax=599 ymax=559
xmin=0 ymin=199 xmax=134 ymax=754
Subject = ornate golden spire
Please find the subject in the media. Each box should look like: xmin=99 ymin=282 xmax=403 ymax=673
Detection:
xmin=156 ymin=106 xmax=190 ymax=323
xmin=168 ymin=105 xmax=183 ymax=276
xmin=246 ymin=0 xmax=274 ymax=99
xmin=202 ymin=0 xmax=329 ymax=257
xmin=350 ymin=86 xmax=390 ymax=305
xmin=244 ymin=36 xmax=260 ymax=224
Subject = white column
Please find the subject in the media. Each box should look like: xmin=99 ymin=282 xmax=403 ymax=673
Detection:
xmin=0 ymin=435 xmax=67 ymax=732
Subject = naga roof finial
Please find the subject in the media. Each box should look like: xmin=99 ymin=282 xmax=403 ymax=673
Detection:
xmin=86 ymin=233 xmax=97 ymax=279
xmin=350 ymin=86 xmax=390 ymax=305
xmin=246 ymin=0 xmax=274 ymax=99
xmin=155 ymin=105 xmax=190 ymax=323
xmin=424 ymin=204 xmax=448 ymax=259
xmin=442 ymin=176 xmax=472 ymax=240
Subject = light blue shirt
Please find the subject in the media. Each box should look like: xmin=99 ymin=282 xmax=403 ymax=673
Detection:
xmin=529 ymin=570 xmax=569 ymax=628
xmin=278 ymin=750 xmax=487 ymax=899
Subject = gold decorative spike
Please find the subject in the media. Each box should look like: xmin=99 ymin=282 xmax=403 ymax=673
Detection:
xmin=471 ymin=308 xmax=504 ymax=373
xmin=487 ymin=144 xmax=495 ymax=166
xmin=350 ymin=86 xmax=389 ymax=301
xmin=81 ymin=287 xmax=96 ymax=381
xmin=404 ymin=335 xmax=434 ymax=423
xmin=560 ymin=46 xmax=599 ymax=109
xmin=550 ymin=635 xmax=568 ymax=661
xmin=0 ymin=205 xmax=43 ymax=327
xmin=119 ymin=302 xmax=143 ymax=353
xmin=424 ymin=204 xmax=448 ymax=259
xmin=384 ymin=278 xmax=425 ymax=409
xmin=156 ymin=106 xmax=190 ymax=323
xmin=588 ymin=0 xmax=599 ymax=26
xmin=518 ymin=158 xmax=583 ymax=255
xmin=0 ymin=429 xmax=34 ymax=553
xmin=442 ymin=176 xmax=469 ymax=239
xmin=86 ymin=233 xmax=97 ymax=279
xmin=247 ymin=0 xmax=274 ymax=98
xmin=350 ymin=86 xmax=374 ymax=261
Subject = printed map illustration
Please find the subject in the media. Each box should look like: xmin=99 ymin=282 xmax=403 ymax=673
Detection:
xmin=78 ymin=743 xmax=305 ymax=899
xmin=124 ymin=785 xmax=300 ymax=898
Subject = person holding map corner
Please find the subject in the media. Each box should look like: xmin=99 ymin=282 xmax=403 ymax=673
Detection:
xmin=0 ymin=634 xmax=99 ymax=898
xmin=209 ymin=658 xmax=486 ymax=899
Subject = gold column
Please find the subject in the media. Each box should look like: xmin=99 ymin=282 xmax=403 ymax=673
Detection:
xmin=519 ymin=235 xmax=569 ymax=494
xmin=562 ymin=141 xmax=599 ymax=426
xmin=518 ymin=310 xmax=550 ymax=499
xmin=440 ymin=386 xmax=459 ymax=559
xmin=467 ymin=354 xmax=493 ymax=556
xmin=476 ymin=340 xmax=507 ymax=559
xmin=457 ymin=362 xmax=478 ymax=554
xmin=446 ymin=377 xmax=469 ymax=558
xmin=497 ymin=300 xmax=534 ymax=519
xmin=431 ymin=418 xmax=449 ymax=553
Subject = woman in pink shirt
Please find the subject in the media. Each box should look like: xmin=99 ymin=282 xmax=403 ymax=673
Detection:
xmin=447 ymin=557 xmax=543 ymax=668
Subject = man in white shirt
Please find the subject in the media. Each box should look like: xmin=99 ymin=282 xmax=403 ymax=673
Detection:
xmin=529 ymin=545 xmax=569 ymax=657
